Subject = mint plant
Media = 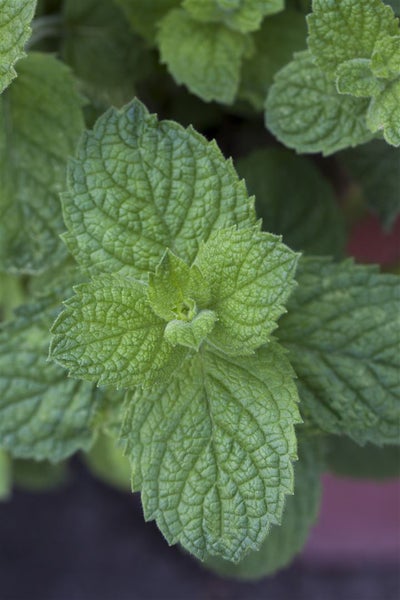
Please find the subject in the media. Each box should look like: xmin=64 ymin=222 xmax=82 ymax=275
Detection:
xmin=0 ymin=0 xmax=399 ymax=582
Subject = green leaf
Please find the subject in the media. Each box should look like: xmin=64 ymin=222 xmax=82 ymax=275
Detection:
xmin=0 ymin=52 xmax=84 ymax=274
xmin=339 ymin=140 xmax=400 ymax=230
xmin=371 ymin=34 xmax=400 ymax=78
xmin=0 ymin=450 xmax=11 ymax=500
xmin=265 ymin=51 xmax=374 ymax=155
xmin=203 ymin=435 xmax=323 ymax=579
xmin=0 ymin=0 xmax=36 ymax=93
xmin=182 ymin=0 xmax=284 ymax=33
xmin=157 ymin=9 xmax=251 ymax=104
xmin=116 ymin=0 xmax=180 ymax=42
xmin=121 ymin=343 xmax=300 ymax=562
xmin=336 ymin=59 xmax=384 ymax=98
xmin=307 ymin=0 xmax=399 ymax=78
xmin=238 ymin=9 xmax=307 ymax=110
xmin=164 ymin=310 xmax=218 ymax=351
xmin=0 ymin=297 xmax=102 ymax=461
xmin=148 ymin=250 xmax=211 ymax=322
xmin=194 ymin=227 xmax=299 ymax=356
xmin=237 ymin=148 xmax=346 ymax=257
xmin=84 ymin=432 xmax=131 ymax=490
xmin=62 ymin=98 xmax=255 ymax=277
xmin=367 ymin=79 xmax=400 ymax=146
xmin=50 ymin=275 xmax=188 ymax=388
xmin=13 ymin=458 xmax=69 ymax=491
xmin=278 ymin=258 xmax=400 ymax=445
xmin=327 ymin=436 xmax=400 ymax=480
xmin=62 ymin=0 xmax=152 ymax=107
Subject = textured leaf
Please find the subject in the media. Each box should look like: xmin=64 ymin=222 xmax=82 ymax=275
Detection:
xmin=157 ymin=9 xmax=250 ymax=104
xmin=51 ymin=276 xmax=187 ymax=389
xmin=265 ymin=51 xmax=374 ymax=155
xmin=238 ymin=9 xmax=307 ymax=110
xmin=62 ymin=0 xmax=152 ymax=106
xmin=116 ymin=0 xmax=180 ymax=42
xmin=164 ymin=310 xmax=217 ymax=351
xmin=339 ymin=140 xmax=400 ymax=230
xmin=62 ymin=98 xmax=255 ymax=277
xmin=336 ymin=59 xmax=383 ymax=98
xmin=0 ymin=297 xmax=102 ymax=461
xmin=307 ymin=0 xmax=399 ymax=78
xmin=0 ymin=52 xmax=84 ymax=274
xmin=0 ymin=450 xmax=11 ymax=500
xmin=237 ymin=148 xmax=346 ymax=257
xmin=278 ymin=258 xmax=400 ymax=445
xmin=121 ymin=344 xmax=300 ymax=562
xmin=327 ymin=436 xmax=400 ymax=480
xmin=371 ymin=34 xmax=400 ymax=78
xmin=204 ymin=436 xmax=323 ymax=579
xmin=182 ymin=0 xmax=284 ymax=33
xmin=148 ymin=250 xmax=211 ymax=322
xmin=194 ymin=227 xmax=299 ymax=356
xmin=84 ymin=432 xmax=131 ymax=490
xmin=0 ymin=0 xmax=36 ymax=93
xmin=367 ymin=79 xmax=400 ymax=147
xmin=13 ymin=458 xmax=69 ymax=491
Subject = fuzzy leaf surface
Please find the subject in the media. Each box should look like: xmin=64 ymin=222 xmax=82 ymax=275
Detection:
xmin=265 ymin=51 xmax=374 ymax=155
xmin=194 ymin=227 xmax=299 ymax=356
xmin=237 ymin=148 xmax=345 ymax=257
xmin=0 ymin=0 xmax=36 ymax=93
xmin=62 ymin=98 xmax=255 ymax=277
xmin=278 ymin=258 xmax=400 ymax=445
xmin=366 ymin=79 xmax=400 ymax=147
xmin=0 ymin=52 xmax=84 ymax=273
xmin=158 ymin=9 xmax=250 ymax=104
xmin=182 ymin=0 xmax=284 ymax=33
xmin=307 ymin=0 xmax=399 ymax=78
xmin=0 ymin=450 xmax=11 ymax=500
xmin=121 ymin=344 xmax=300 ymax=562
xmin=0 ymin=299 xmax=102 ymax=462
xmin=51 ymin=276 xmax=187 ymax=389
xmin=204 ymin=436 xmax=323 ymax=579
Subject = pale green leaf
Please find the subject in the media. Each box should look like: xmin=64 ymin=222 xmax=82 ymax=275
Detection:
xmin=204 ymin=435 xmax=323 ymax=579
xmin=121 ymin=343 xmax=300 ymax=562
xmin=62 ymin=0 xmax=152 ymax=107
xmin=336 ymin=59 xmax=384 ymax=98
xmin=84 ymin=432 xmax=131 ymax=490
xmin=339 ymin=140 xmax=400 ymax=230
xmin=0 ymin=450 xmax=11 ymax=500
xmin=0 ymin=0 xmax=36 ymax=93
xmin=62 ymin=98 xmax=255 ymax=277
xmin=148 ymin=250 xmax=211 ymax=322
xmin=0 ymin=52 xmax=84 ymax=274
xmin=13 ymin=458 xmax=69 ymax=491
xmin=0 ymin=298 xmax=102 ymax=461
xmin=116 ymin=0 xmax=180 ymax=42
xmin=238 ymin=9 xmax=307 ymax=110
xmin=367 ymin=79 xmax=400 ymax=146
xmin=182 ymin=0 xmax=284 ymax=33
xmin=50 ymin=276 xmax=188 ymax=388
xmin=157 ymin=9 xmax=251 ymax=104
xmin=278 ymin=258 xmax=400 ymax=445
xmin=237 ymin=148 xmax=346 ymax=257
xmin=327 ymin=436 xmax=400 ymax=480
xmin=307 ymin=0 xmax=399 ymax=78
xmin=371 ymin=34 xmax=400 ymax=78
xmin=194 ymin=227 xmax=299 ymax=356
xmin=164 ymin=310 xmax=217 ymax=350
xmin=265 ymin=51 xmax=374 ymax=155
